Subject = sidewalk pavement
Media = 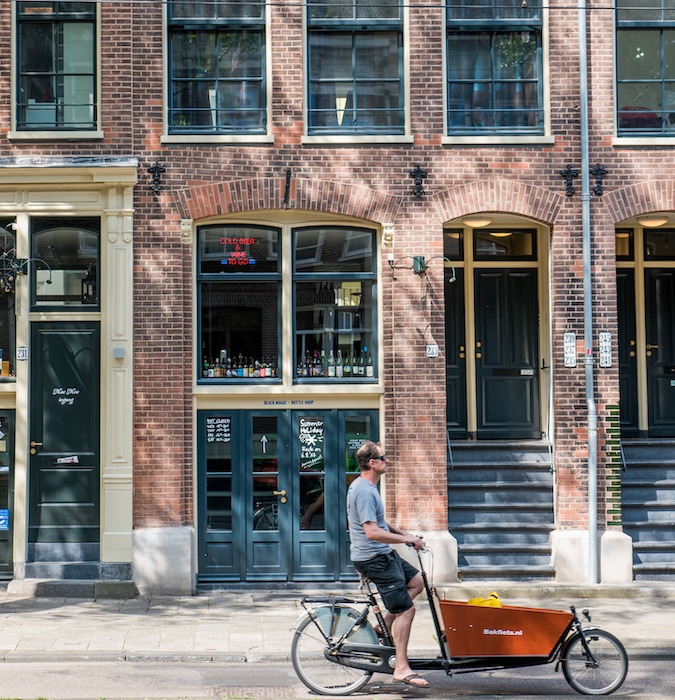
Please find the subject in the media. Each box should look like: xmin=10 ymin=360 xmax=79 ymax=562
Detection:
xmin=0 ymin=582 xmax=674 ymax=664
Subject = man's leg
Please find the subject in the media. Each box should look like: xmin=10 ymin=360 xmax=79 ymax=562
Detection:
xmin=383 ymin=572 xmax=423 ymax=636
xmin=389 ymin=573 xmax=429 ymax=688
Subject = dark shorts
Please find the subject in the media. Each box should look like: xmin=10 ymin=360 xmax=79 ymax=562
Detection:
xmin=353 ymin=550 xmax=419 ymax=614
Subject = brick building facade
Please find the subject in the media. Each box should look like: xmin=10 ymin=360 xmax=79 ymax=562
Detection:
xmin=0 ymin=0 xmax=672 ymax=592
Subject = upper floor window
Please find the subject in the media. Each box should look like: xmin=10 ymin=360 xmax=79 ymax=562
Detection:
xmin=17 ymin=2 xmax=97 ymax=131
xmin=616 ymin=0 xmax=675 ymax=135
xmin=446 ymin=0 xmax=543 ymax=135
xmin=168 ymin=1 xmax=266 ymax=135
xmin=307 ymin=0 xmax=404 ymax=135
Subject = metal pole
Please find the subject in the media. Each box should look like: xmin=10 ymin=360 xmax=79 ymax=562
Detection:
xmin=578 ymin=0 xmax=598 ymax=584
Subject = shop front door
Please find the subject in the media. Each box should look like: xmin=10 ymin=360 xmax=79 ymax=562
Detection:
xmin=474 ymin=269 xmax=540 ymax=439
xmin=198 ymin=409 xmax=378 ymax=582
xmin=29 ymin=322 xmax=100 ymax=544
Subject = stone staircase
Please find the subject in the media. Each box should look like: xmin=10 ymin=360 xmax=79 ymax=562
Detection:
xmin=447 ymin=440 xmax=555 ymax=580
xmin=622 ymin=440 xmax=675 ymax=581
xmin=16 ymin=542 xmax=137 ymax=597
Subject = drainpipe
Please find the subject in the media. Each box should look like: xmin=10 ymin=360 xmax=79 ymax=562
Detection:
xmin=578 ymin=0 xmax=599 ymax=584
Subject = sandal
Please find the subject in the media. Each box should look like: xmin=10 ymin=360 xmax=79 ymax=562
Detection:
xmin=395 ymin=673 xmax=430 ymax=688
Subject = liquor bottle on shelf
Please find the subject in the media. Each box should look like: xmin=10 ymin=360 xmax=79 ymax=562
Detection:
xmin=259 ymin=360 xmax=266 ymax=378
xmin=327 ymin=350 xmax=336 ymax=377
xmin=336 ymin=350 xmax=343 ymax=378
xmin=208 ymin=359 xmax=215 ymax=378
xmin=226 ymin=358 xmax=233 ymax=377
xmin=357 ymin=350 xmax=365 ymax=376
xmin=321 ymin=350 xmax=327 ymax=376
xmin=214 ymin=358 xmax=221 ymax=378
xmin=343 ymin=352 xmax=352 ymax=376
xmin=237 ymin=356 xmax=244 ymax=378
xmin=253 ymin=360 xmax=261 ymax=377
xmin=202 ymin=357 xmax=209 ymax=378
xmin=366 ymin=348 xmax=374 ymax=377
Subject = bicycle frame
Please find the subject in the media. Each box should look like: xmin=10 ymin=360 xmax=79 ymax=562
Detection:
xmin=298 ymin=550 xmax=600 ymax=677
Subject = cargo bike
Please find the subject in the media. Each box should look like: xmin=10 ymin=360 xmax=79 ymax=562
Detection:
xmin=291 ymin=550 xmax=628 ymax=696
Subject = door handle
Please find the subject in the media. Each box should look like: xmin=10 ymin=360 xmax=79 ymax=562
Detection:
xmin=646 ymin=344 xmax=659 ymax=349
xmin=30 ymin=441 xmax=43 ymax=447
xmin=273 ymin=490 xmax=286 ymax=497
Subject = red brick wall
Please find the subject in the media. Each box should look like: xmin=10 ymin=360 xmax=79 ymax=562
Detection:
xmin=0 ymin=0 xmax=672 ymax=534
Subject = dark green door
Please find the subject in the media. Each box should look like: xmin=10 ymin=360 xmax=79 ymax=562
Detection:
xmin=198 ymin=409 xmax=377 ymax=582
xmin=445 ymin=268 xmax=467 ymax=438
xmin=645 ymin=269 xmax=675 ymax=436
xmin=475 ymin=269 xmax=540 ymax=439
xmin=617 ymin=270 xmax=639 ymax=436
xmin=29 ymin=323 xmax=100 ymax=543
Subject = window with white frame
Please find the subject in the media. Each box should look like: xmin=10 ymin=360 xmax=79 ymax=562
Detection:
xmin=446 ymin=0 xmax=543 ymax=135
xmin=616 ymin=0 xmax=675 ymax=135
xmin=306 ymin=0 xmax=404 ymax=135
xmin=16 ymin=2 xmax=97 ymax=131
xmin=168 ymin=0 xmax=266 ymax=134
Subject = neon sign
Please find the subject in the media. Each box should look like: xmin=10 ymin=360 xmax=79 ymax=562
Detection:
xmin=220 ymin=236 xmax=257 ymax=267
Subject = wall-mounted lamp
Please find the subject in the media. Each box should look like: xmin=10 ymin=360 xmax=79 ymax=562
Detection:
xmin=0 ymin=249 xmax=53 ymax=294
xmin=462 ymin=216 xmax=492 ymax=228
xmin=637 ymin=215 xmax=669 ymax=228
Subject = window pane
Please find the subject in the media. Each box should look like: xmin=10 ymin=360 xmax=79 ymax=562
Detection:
xmin=474 ymin=230 xmax=536 ymax=259
xmin=617 ymin=0 xmax=663 ymax=22
xmin=294 ymin=228 xmax=373 ymax=273
xmin=199 ymin=226 xmax=279 ymax=274
xmin=200 ymin=281 xmax=279 ymax=379
xmin=31 ymin=219 xmax=99 ymax=308
xmin=295 ymin=281 xmax=375 ymax=380
xmin=309 ymin=0 xmax=400 ymax=21
xmin=444 ymin=229 xmax=464 ymax=260
xmin=170 ymin=29 xmax=265 ymax=132
xmin=0 ymin=224 xmax=17 ymax=378
xmin=17 ymin=9 xmax=96 ymax=129
xmin=645 ymin=229 xmax=675 ymax=258
xmin=447 ymin=0 xmax=540 ymax=22
xmin=615 ymin=229 xmax=634 ymax=260
xmin=172 ymin=0 xmax=263 ymax=20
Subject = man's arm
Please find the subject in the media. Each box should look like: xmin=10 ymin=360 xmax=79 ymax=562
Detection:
xmin=362 ymin=521 xmax=425 ymax=550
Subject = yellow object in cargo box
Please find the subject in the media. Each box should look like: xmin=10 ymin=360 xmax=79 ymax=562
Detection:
xmin=0 ymin=361 xmax=9 ymax=377
xmin=467 ymin=592 xmax=502 ymax=607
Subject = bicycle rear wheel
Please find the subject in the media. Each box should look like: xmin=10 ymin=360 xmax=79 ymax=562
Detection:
xmin=291 ymin=606 xmax=378 ymax=696
xmin=561 ymin=628 xmax=628 ymax=695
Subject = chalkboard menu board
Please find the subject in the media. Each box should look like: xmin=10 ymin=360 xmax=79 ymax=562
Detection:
xmin=299 ymin=416 xmax=324 ymax=470
xmin=206 ymin=416 xmax=231 ymax=443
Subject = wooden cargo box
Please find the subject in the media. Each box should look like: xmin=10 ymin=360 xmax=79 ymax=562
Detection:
xmin=439 ymin=600 xmax=574 ymax=658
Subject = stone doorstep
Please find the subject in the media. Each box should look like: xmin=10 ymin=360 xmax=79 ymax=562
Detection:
xmin=6 ymin=578 xmax=138 ymax=599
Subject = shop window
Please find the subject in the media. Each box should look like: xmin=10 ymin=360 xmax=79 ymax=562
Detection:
xmin=198 ymin=225 xmax=280 ymax=380
xmin=307 ymin=0 xmax=404 ymax=135
xmin=294 ymin=227 xmax=376 ymax=381
xmin=446 ymin=0 xmax=544 ymax=135
xmin=30 ymin=218 xmax=99 ymax=310
xmin=16 ymin=2 xmax=97 ymax=131
xmin=168 ymin=0 xmax=266 ymax=134
xmin=616 ymin=0 xmax=675 ymax=135
xmin=0 ymin=223 xmax=17 ymax=380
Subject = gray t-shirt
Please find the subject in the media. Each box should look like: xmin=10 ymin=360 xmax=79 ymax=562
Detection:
xmin=347 ymin=476 xmax=392 ymax=562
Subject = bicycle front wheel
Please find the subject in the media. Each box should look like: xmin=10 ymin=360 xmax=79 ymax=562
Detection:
xmin=561 ymin=628 xmax=628 ymax=695
xmin=291 ymin=607 xmax=377 ymax=696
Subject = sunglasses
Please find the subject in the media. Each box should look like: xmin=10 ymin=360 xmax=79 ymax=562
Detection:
xmin=372 ymin=455 xmax=388 ymax=461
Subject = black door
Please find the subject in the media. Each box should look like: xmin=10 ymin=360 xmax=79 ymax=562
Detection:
xmin=29 ymin=323 xmax=100 ymax=543
xmin=475 ymin=269 xmax=540 ymax=439
xmin=198 ymin=409 xmax=377 ymax=582
xmin=445 ymin=268 xmax=467 ymax=438
xmin=617 ymin=270 xmax=639 ymax=436
xmin=645 ymin=269 xmax=675 ymax=436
